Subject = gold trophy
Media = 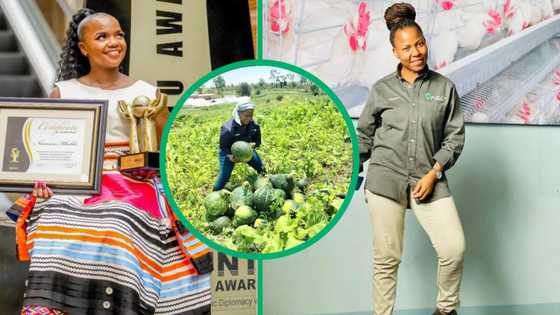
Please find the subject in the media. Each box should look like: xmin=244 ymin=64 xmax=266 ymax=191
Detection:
xmin=118 ymin=93 xmax=167 ymax=179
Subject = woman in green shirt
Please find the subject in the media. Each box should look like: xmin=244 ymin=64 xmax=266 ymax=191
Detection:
xmin=357 ymin=3 xmax=466 ymax=315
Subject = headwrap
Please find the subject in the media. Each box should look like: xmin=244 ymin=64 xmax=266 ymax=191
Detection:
xmin=233 ymin=100 xmax=256 ymax=124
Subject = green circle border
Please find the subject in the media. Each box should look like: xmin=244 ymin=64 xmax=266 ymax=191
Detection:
xmin=160 ymin=59 xmax=360 ymax=260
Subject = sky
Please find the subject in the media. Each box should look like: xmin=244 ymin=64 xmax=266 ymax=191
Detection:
xmin=202 ymin=66 xmax=301 ymax=87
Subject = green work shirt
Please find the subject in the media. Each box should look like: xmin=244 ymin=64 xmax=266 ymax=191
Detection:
xmin=357 ymin=64 xmax=465 ymax=206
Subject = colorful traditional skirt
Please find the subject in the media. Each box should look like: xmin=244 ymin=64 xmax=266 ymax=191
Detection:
xmin=21 ymin=305 xmax=68 ymax=315
xmin=20 ymin=195 xmax=211 ymax=314
xmin=13 ymin=144 xmax=212 ymax=315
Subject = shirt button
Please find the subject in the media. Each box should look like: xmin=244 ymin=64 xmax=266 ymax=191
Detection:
xmin=410 ymin=139 xmax=415 ymax=143
xmin=25 ymin=280 xmax=28 ymax=287
xmin=103 ymin=301 xmax=111 ymax=309
xmin=105 ymin=287 xmax=113 ymax=295
xmin=409 ymin=157 xmax=414 ymax=161
xmin=411 ymin=120 xmax=417 ymax=123
xmin=412 ymin=103 xmax=416 ymax=106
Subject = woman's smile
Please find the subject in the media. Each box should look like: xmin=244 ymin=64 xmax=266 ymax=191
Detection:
xmin=79 ymin=15 xmax=127 ymax=69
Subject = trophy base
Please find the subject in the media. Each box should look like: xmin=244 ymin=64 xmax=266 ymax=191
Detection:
xmin=119 ymin=152 xmax=159 ymax=180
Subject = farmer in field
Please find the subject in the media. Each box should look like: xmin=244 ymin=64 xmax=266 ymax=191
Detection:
xmin=213 ymin=100 xmax=265 ymax=191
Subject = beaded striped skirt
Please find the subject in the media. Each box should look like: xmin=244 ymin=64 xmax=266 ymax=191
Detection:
xmin=22 ymin=195 xmax=211 ymax=315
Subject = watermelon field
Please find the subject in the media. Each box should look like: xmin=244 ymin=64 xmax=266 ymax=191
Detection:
xmin=165 ymin=92 xmax=354 ymax=254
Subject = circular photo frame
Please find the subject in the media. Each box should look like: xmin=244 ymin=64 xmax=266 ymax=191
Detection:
xmin=160 ymin=59 xmax=359 ymax=260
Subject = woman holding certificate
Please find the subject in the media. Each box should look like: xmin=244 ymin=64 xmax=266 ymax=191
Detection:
xmin=18 ymin=9 xmax=212 ymax=315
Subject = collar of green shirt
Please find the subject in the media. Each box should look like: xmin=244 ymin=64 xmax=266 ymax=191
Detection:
xmin=394 ymin=63 xmax=430 ymax=83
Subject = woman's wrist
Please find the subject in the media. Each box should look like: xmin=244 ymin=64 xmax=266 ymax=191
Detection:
xmin=426 ymin=169 xmax=438 ymax=181
xmin=428 ymin=168 xmax=444 ymax=181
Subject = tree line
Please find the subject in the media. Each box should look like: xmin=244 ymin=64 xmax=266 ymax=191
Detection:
xmin=202 ymin=70 xmax=321 ymax=98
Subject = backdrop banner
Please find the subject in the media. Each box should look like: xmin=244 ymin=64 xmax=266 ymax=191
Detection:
xmin=86 ymin=0 xmax=254 ymax=105
xmin=211 ymin=252 xmax=257 ymax=315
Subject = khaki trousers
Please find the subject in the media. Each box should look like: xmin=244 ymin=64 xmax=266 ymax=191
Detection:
xmin=365 ymin=190 xmax=465 ymax=315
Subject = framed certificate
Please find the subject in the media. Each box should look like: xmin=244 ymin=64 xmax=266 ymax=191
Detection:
xmin=0 ymin=98 xmax=107 ymax=194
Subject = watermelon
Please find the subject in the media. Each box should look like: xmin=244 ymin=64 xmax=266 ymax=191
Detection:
xmin=208 ymin=216 xmax=232 ymax=234
xmin=254 ymin=176 xmax=272 ymax=190
xmin=282 ymin=199 xmax=299 ymax=215
xmin=292 ymin=192 xmax=305 ymax=205
xmin=231 ymin=182 xmax=253 ymax=209
xmin=246 ymin=171 xmax=259 ymax=186
xmin=204 ymin=190 xmax=230 ymax=219
xmin=273 ymin=188 xmax=286 ymax=201
xmin=225 ymin=206 xmax=235 ymax=218
xmin=269 ymin=173 xmax=295 ymax=194
xmin=232 ymin=225 xmax=259 ymax=243
xmin=232 ymin=225 xmax=266 ymax=250
xmin=232 ymin=205 xmax=258 ymax=227
xmin=270 ymin=189 xmax=287 ymax=218
xmin=295 ymin=227 xmax=308 ymax=240
xmin=275 ymin=215 xmax=295 ymax=233
xmin=253 ymin=185 xmax=276 ymax=213
xmin=205 ymin=211 xmax=222 ymax=222
xmin=231 ymin=141 xmax=253 ymax=162
xmin=254 ymin=218 xmax=268 ymax=228
xmin=296 ymin=178 xmax=309 ymax=191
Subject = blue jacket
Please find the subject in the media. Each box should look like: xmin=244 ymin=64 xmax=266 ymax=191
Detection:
xmin=219 ymin=119 xmax=261 ymax=154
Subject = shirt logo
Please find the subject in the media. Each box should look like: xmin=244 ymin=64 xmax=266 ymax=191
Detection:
xmin=424 ymin=92 xmax=445 ymax=102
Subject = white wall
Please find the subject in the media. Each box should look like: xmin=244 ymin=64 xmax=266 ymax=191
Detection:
xmin=263 ymin=124 xmax=560 ymax=314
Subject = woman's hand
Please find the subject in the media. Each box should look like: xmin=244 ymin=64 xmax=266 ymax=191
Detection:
xmin=249 ymin=142 xmax=256 ymax=148
xmin=32 ymin=181 xmax=54 ymax=200
xmin=412 ymin=171 xmax=437 ymax=201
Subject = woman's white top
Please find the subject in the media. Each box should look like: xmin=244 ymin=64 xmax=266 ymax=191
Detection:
xmin=55 ymin=79 xmax=158 ymax=144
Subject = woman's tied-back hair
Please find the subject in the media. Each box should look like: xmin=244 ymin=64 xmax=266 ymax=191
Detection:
xmin=56 ymin=8 xmax=96 ymax=82
xmin=384 ymin=3 xmax=423 ymax=47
